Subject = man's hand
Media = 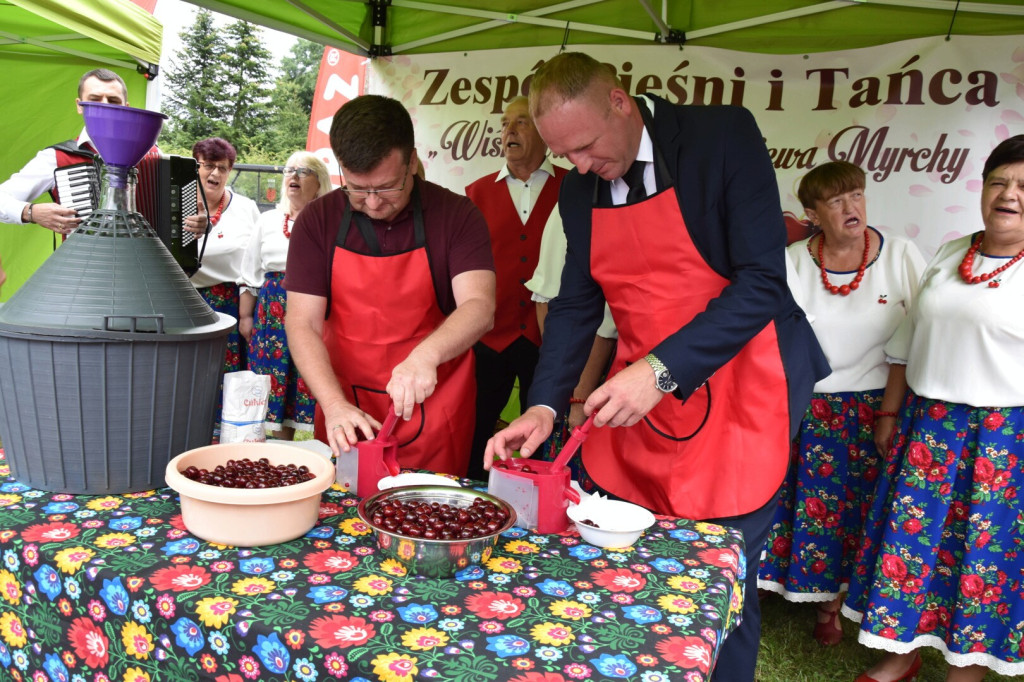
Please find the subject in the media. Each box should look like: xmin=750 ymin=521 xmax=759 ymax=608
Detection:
xmin=586 ymin=360 xmax=664 ymax=428
xmin=387 ymin=352 xmax=438 ymax=421
xmin=25 ymin=203 xmax=80 ymax=235
xmin=321 ymin=399 xmax=382 ymax=457
xmin=485 ymin=406 xmax=556 ymax=469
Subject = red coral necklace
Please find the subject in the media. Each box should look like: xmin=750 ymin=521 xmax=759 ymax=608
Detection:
xmin=958 ymin=234 xmax=1024 ymax=288
xmin=818 ymin=229 xmax=870 ymax=296
xmin=282 ymin=214 xmax=291 ymax=239
xmin=209 ymin=192 xmax=226 ymax=227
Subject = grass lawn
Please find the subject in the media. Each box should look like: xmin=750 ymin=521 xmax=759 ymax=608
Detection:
xmin=756 ymin=594 xmax=1014 ymax=681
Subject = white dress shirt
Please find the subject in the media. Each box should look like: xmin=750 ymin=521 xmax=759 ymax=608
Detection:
xmin=190 ymin=191 xmax=261 ymax=289
xmin=0 ymin=128 xmax=93 ymax=224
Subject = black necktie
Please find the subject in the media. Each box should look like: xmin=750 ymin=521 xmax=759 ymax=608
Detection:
xmin=623 ymin=159 xmax=648 ymax=203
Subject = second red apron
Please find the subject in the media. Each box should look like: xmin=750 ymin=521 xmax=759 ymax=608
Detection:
xmin=584 ymin=173 xmax=791 ymax=520
xmin=312 ymin=197 xmax=475 ymax=477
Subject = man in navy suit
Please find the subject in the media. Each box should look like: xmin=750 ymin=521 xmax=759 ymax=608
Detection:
xmin=487 ymin=52 xmax=829 ymax=681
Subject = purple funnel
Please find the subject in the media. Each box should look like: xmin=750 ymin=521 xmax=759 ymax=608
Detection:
xmin=80 ymin=101 xmax=167 ymax=168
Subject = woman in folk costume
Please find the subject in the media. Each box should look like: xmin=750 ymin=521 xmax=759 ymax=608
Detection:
xmin=757 ymin=161 xmax=925 ymax=646
xmin=239 ymin=152 xmax=331 ymax=439
xmin=845 ymin=135 xmax=1024 ymax=682
xmin=189 ymin=137 xmax=261 ymax=433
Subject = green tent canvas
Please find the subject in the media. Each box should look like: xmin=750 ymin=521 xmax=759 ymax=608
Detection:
xmin=176 ymin=0 xmax=1023 ymax=56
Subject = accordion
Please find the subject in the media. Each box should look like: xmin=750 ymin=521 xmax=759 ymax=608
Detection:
xmin=53 ymin=153 xmax=203 ymax=275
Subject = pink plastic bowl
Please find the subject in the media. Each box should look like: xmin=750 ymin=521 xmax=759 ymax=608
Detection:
xmin=165 ymin=442 xmax=335 ymax=546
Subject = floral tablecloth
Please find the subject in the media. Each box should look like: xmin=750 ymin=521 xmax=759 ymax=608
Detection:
xmin=0 ymin=453 xmax=744 ymax=682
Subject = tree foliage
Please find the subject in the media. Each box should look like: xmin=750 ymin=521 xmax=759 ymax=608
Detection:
xmin=264 ymin=79 xmax=310 ymax=156
xmin=279 ymin=39 xmax=322 ymax=116
xmin=262 ymin=39 xmax=323 ymax=156
xmin=160 ymin=14 xmax=323 ymax=164
xmin=161 ymin=9 xmax=228 ymax=150
xmin=221 ymin=20 xmax=274 ymax=147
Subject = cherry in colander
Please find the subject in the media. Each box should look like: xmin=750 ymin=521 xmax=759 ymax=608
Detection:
xmin=369 ymin=496 xmax=510 ymax=540
xmin=181 ymin=457 xmax=316 ymax=488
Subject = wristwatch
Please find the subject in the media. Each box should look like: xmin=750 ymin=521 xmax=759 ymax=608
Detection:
xmin=644 ymin=353 xmax=678 ymax=393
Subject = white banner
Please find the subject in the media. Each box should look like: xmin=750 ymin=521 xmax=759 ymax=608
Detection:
xmin=364 ymin=36 xmax=1024 ymax=259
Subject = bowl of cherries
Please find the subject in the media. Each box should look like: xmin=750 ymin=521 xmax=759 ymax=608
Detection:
xmin=358 ymin=486 xmax=517 ymax=578
xmin=165 ymin=442 xmax=335 ymax=546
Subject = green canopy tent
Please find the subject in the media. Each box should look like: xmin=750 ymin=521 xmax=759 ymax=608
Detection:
xmin=0 ymin=0 xmax=161 ymax=299
xmin=180 ymin=0 xmax=1023 ymax=56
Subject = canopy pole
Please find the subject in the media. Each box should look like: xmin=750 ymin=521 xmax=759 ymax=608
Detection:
xmin=858 ymin=0 xmax=1024 ymax=16
xmin=392 ymin=0 xmax=655 ymax=45
xmin=369 ymin=0 xmax=391 ymax=56
xmin=191 ymin=0 xmax=371 ymax=54
xmin=0 ymin=30 xmax=136 ymax=69
xmin=635 ymin=0 xmax=671 ymax=41
xmin=685 ymin=1 xmax=851 ymax=40
xmin=285 ymin=0 xmax=372 ymax=51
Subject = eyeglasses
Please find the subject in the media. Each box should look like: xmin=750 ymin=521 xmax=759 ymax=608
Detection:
xmin=283 ymin=167 xmax=314 ymax=178
xmin=341 ymin=164 xmax=410 ymax=198
xmin=200 ymin=162 xmax=230 ymax=173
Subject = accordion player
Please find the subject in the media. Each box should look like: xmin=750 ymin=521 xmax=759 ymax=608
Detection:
xmin=51 ymin=143 xmax=203 ymax=275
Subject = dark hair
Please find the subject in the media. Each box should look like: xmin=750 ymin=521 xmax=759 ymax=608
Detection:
xmin=191 ymin=137 xmax=237 ymax=167
xmin=797 ymin=161 xmax=866 ymax=209
xmin=528 ymin=52 xmax=621 ymax=119
xmin=78 ymin=68 xmax=128 ymax=102
xmin=982 ymin=135 xmax=1024 ymax=181
xmin=329 ymin=95 xmax=414 ymax=173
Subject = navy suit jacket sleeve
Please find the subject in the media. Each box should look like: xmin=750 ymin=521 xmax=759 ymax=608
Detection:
xmin=530 ymin=96 xmax=829 ymax=432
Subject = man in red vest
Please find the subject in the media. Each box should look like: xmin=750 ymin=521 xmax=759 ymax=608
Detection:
xmin=463 ymin=96 xmax=569 ymax=480
xmin=0 ymin=69 xmax=128 ymax=235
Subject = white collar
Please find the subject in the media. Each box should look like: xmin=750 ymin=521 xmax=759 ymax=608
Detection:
xmin=634 ymin=96 xmax=654 ymax=166
xmin=77 ymin=127 xmax=95 ymax=150
xmin=496 ymin=155 xmax=556 ymax=182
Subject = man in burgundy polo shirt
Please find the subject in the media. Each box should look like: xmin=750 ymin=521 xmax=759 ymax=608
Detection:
xmin=285 ymin=95 xmax=495 ymax=478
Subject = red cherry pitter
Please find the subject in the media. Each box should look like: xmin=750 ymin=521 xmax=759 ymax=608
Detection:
xmin=336 ymin=405 xmax=402 ymax=497
xmin=487 ymin=414 xmax=595 ymax=533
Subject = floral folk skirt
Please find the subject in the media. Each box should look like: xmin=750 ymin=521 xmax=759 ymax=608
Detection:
xmin=758 ymin=390 xmax=884 ymax=601
xmin=198 ymin=282 xmax=245 ymax=428
xmin=842 ymin=392 xmax=1024 ymax=676
xmin=247 ymin=272 xmax=315 ymax=431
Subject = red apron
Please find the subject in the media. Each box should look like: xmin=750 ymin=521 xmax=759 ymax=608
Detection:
xmin=584 ymin=159 xmax=790 ymax=520
xmin=311 ymin=194 xmax=475 ymax=477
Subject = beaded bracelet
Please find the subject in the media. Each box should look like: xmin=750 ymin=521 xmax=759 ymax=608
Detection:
xmin=874 ymin=410 xmax=897 ymax=419
xmin=569 ymin=398 xmax=586 ymax=405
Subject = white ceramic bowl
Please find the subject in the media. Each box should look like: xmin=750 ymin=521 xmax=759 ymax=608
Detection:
xmin=567 ymin=498 xmax=656 ymax=548
xmin=165 ymin=442 xmax=335 ymax=546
